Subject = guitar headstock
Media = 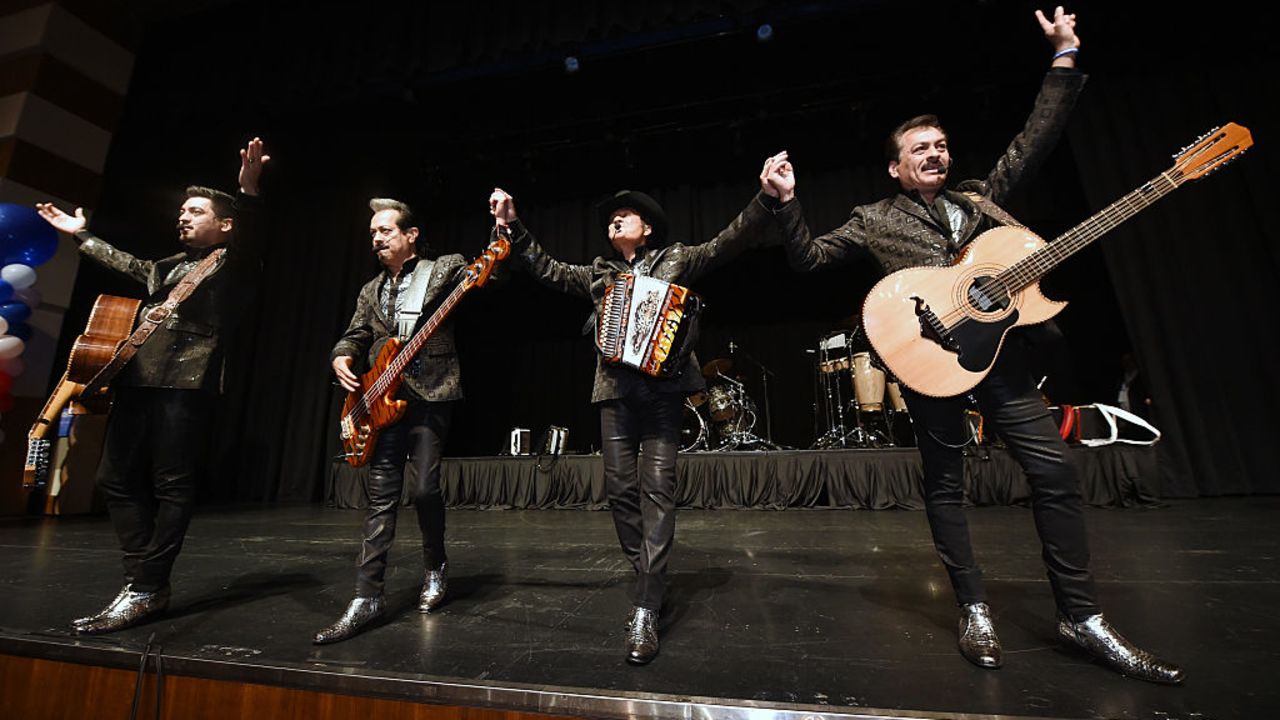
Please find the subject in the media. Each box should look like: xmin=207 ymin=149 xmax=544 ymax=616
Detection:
xmin=461 ymin=228 xmax=513 ymax=290
xmin=1172 ymin=122 xmax=1253 ymax=182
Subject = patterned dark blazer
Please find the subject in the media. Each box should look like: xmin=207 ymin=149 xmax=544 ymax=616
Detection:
xmin=331 ymin=254 xmax=467 ymax=403
xmin=75 ymin=193 xmax=263 ymax=392
xmin=506 ymin=192 xmax=779 ymax=403
xmin=775 ymin=69 xmax=1087 ymax=275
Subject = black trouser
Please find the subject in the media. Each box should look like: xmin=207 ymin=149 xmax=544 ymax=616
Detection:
xmin=356 ymin=400 xmax=452 ymax=598
xmin=96 ymin=387 xmax=214 ymax=592
xmin=599 ymin=384 xmax=683 ymax=611
xmin=903 ymin=339 xmax=1101 ymax=619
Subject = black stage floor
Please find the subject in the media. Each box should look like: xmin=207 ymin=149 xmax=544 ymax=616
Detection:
xmin=2 ymin=499 xmax=1277 ymax=719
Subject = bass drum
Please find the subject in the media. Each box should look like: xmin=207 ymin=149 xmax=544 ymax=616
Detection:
xmin=679 ymin=397 xmax=707 ymax=452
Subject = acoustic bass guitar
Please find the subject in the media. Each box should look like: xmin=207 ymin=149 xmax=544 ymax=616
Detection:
xmin=863 ymin=122 xmax=1253 ymax=398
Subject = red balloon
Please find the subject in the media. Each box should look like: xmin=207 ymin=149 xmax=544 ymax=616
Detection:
xmin=0 ymin=370 xmax=11 ymax=393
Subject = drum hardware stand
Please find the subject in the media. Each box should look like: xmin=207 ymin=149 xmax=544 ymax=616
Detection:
xmin=708 ymin=372 xmax=780 ymax=451
xmin=727 ymin=339 xmax=781 ymax=446
xmin=842 ymin=403 xmax=889 ymax=448
xmin=811 ymin=342 xmax=852 ymax=449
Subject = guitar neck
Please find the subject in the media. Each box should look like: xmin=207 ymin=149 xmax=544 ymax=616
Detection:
xmin=1001 ymin=169 xmax=1184 ymax=289
xmin=26 ymin=374 xmax=79 ymax=443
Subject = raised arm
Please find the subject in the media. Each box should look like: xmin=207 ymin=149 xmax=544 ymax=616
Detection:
xmin=759 ymin=151 xmax=872 ymax=272
xmin=36 ymin=202 xmax=153 ymax=284
xmin=984 ymin=7 xmax=1085 ymax=203
xmin=227 ymin=137 xmax=269 ymax=259
xmin=664 ymin=154 xmax=797 ymax=282
xmin=490 ymin=188 xmax=593 ymax=299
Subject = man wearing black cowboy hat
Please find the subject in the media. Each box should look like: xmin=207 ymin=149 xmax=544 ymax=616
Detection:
xmin=489 ymin=158 xmax=797 ymax=664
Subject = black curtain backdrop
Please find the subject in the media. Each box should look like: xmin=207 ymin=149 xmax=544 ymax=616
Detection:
xmin=53 ymin=1 xmax=1275 ymax=503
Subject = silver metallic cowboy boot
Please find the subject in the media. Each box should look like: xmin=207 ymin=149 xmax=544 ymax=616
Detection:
xmin=73 ymin=585 xmax=171 ymax=635
xmin=625 ymin=606 xmax=659 ymax=665
xmin=418 ymin=562 xmax=448 ymax=613
xmin=1057 ymin=613 xmax=1184 ymax=685
xmin=313 ymin=595 xmax=386 ymax=645
xmin=958 ymin=602 xmax=1003 ymax=668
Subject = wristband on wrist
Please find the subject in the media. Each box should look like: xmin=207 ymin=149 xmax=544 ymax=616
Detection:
xmin=1052 ymin=46 xmax=1079 ymax=61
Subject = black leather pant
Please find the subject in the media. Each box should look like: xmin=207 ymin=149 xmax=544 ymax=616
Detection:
xmin=356 ymin=400 xmax=452 ymax=597
xmin=599 ymin=384 xmax=683 ymax=611
xmin=96 ymin=387 xmax=214 ymax=592
xmin=903 ymin=339 xmax=1101 ymax=618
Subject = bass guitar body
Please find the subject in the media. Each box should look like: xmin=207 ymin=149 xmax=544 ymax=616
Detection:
xmin=339 ymin=337 xmax=408 ymax=467
xmin=862 ymin=226 xmax=1065 ymax=398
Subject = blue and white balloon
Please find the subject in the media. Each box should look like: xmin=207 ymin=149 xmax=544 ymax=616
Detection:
xmin=0 ymin=264 xmax=36 ymax=290
xmin=0 ymin=204 xmax=59 ymax=266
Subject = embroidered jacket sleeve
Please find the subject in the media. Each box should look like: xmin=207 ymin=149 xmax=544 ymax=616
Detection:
xmin=768 ymin=194 xmax=874 ymax=272
xmin=981 ymin=68 xmax=1086 ymax=204
xmin=662 ymin=192 xmax=775 ymax=283
xmin=74 ymin=231 xmax=154 ymax=285
xmin=331 ymin=279 xmax=379 ymax=364
xmin=503 ymin=219 xmax=594 ymax=299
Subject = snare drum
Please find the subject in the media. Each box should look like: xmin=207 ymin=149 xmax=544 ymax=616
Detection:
xmin=850 ymin=352 xmax=886 ymax=411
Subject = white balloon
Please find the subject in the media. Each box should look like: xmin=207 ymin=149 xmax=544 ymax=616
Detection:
xmin=1 ymin=264 xmax=36 ymax=290
xmin=14 ymin=286 xmax=40 ymax=308
xmin=0 ymin=335 xmax=24 ymax=359
xmin=0 ymin=317 xmax=7 ymax=336
xmin=0 ymin=355 xmax=24 ymax=376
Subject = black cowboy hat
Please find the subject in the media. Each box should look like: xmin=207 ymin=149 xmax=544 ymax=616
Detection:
xmin=596 ymin=190 xmax=669 ymax=246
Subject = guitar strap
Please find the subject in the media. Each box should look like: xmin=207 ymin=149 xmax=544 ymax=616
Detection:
xmin=81 ymin=247 xmax=227 ymax=397
xmin=396 ymin=258 xmax=435 ymax=340
xmin=961 ymin=191 xmax=1026 ymax=229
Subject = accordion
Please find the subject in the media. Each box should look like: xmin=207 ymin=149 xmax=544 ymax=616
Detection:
xmin=596 ymin=273 xmax=702 ymax=378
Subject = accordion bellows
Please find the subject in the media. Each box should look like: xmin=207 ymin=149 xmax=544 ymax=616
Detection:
xmin=596 ymin=273 xmax=702 ymax=378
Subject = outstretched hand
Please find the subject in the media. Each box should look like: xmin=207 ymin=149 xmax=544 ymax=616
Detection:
xmin=238 ymin=137 xmax=271 ymax=196
xmin=759 ymin=151 xmax=796 ymax=203
xmin=489 ymin=188 xmax=517 ymax=226
xmin=1036 ymin=6 xmax=1079 ymax=56
xmin=35 ymin=203 xmax=87 ymax=235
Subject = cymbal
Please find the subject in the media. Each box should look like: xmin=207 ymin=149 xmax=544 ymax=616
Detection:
xmin=701 ymin=357 xmax=734 ymax=378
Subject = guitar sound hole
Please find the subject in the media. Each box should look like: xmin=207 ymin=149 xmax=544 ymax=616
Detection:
xmin=966 ymin=276 xmax=1011 ymax=313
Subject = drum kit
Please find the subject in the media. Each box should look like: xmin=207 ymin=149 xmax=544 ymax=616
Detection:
xmin=811 ymin=326 xmax=914 ymax=449
xmin=680 ymin=347 xmax=781 ymax=452
xmin=675 ymin=330 xmax=916 ymax=452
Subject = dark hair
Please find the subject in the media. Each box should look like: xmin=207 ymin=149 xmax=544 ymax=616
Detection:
xmin=185 ymin=185 xmax=236 ymax=219
xmin=885 ymin=114 xmax=946 ymax=163
xmin=369 ymin=197 xmax=430 ymax=257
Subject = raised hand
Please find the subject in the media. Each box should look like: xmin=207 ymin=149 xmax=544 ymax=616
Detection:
xmin=35 ymin=203 xmax=87 ymax=235
xmin=759 ymin=151 xmax=796 ymax=203
xmin=1036 ymin=6 xmax=1080 ymax=54
xmin=238 ymin=136 xmax=271 ymax=196
xmin=488 ymin=187 xmax=517 ymax=226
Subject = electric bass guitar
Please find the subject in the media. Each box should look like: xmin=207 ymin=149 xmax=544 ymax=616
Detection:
xmin=863 ymin=122 xmax=1253 ymax=398
xmin=23 ymin=294 xmax=141 ymax=489
xmin=339 ymin=233 xmax=510 ymax=466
